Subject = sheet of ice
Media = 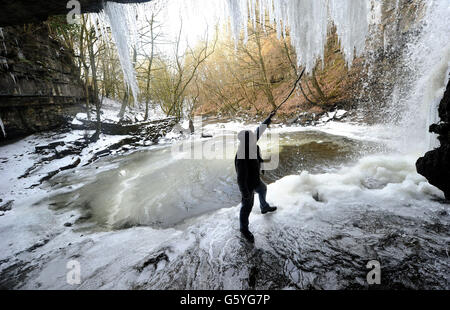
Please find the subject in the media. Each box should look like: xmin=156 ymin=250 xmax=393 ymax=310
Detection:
xmin=201 ymin=120 xmax=399 ymax=146
xmin=267 ymin=153 xmax=444 ymax=209
xmin=0 ymin=130 xmax=132 ymax=203
xmin=0 ymin=114 xmax=447 ymax=289
xmin=0 ymin=150 xmax=445 ymax=289
xmin=2 ymin=0 xmax=449 ymax=289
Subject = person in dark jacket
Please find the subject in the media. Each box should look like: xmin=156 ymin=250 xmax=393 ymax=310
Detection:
xmin=235 ymin=112 xmax=277 ymax=243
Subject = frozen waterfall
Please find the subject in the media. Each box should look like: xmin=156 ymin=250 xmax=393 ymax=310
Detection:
xmin=160 ymin=0 xmax=370 ymax=72
xmin=97 ymin=0 xmax=371 ymax=97
xmin=93 ymin=2 xmax=141 ymax=105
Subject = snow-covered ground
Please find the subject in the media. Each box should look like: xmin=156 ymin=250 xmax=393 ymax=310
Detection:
xmin=0 ymin=119 xmax=449 ymax=289
xmin=74 ymin=98 xmax=167 ymax=124
xmin=0 ymin=130 xmax=130 ymax=203
xmin=0 ymin=99 xmax=176 ymax=205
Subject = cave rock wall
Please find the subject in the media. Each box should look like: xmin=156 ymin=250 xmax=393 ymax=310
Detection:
xmin=0 ymin=23 xmax=85 ymax=140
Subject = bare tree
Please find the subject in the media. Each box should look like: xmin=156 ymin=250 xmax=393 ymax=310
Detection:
xmin=79 ymin=15 xmax=105 ymax=141
xmin=137 ymin=10 xmax=163 ymax=120
xmin=151 ymin=23 xmax=218 ymax=120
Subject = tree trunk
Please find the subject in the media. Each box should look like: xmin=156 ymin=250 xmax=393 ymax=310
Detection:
xmin=84 ymin=69 xmax=91 ymax=120
xmin=255 ymin=30 xmax=276 ymax=110
xmin=87 ymin=32 xmax=101 ymax=141
xmin=119 ymin=87 xmax=129 ymax=120
xmin=282 ymin=40 xmax=316 ymax=105
xmin=144 ymin=16 xmax=155 ymax=121
xmin=311 ymin=69 xmax=327 ymax=103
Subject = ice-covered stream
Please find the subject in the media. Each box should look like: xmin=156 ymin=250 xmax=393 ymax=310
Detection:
xmin=44 ymin=124 xmax=380 ymax=231
xmin=0 ymin=121 xmax=448 ymax=289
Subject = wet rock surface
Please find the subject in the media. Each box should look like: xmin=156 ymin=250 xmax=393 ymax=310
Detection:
xmin=1 ymin=201 xmax=448 ymax=290
xmin=0 ymin=200 xmax=13 ymax=212
xmin=71 ymin=117 xmax=177 ymax=140
xmin=359 ymin=0 xmax=426 ymax=121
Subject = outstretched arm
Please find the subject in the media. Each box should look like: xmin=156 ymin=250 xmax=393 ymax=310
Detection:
xmin=256 ymin=111 xmax=276 ymax=141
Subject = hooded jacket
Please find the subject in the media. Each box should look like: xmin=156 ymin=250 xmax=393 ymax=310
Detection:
xmin=235 ymin=116 xmax=272 ymax=198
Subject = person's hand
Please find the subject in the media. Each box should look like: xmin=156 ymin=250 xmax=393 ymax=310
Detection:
xmin=263 ymin=111 xmax=276 ymax=126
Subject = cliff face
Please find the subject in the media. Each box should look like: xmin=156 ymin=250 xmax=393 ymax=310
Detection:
xmin=416 ymin=78 xmax=450 ymax=199
xmin=358 ymin=0 xmax=426 ymax=121
xmin=0 ymin=23 xmax=85 ymax=140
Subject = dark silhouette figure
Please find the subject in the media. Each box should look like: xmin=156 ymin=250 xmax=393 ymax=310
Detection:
xmin=235 ymin=112 xmax=277 ymax=243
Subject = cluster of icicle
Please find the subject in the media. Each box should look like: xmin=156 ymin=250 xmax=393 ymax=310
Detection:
xmin=93 ymin=0 xmax=370 ymax=100
xmin=90 ymin=2 xmax=141 ymax=104
xmin=225 ymin=0 xmax=369 ymax=72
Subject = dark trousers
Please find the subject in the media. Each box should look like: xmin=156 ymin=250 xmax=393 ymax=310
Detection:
xmin=240 ymin=181 xmax=269 ymax=232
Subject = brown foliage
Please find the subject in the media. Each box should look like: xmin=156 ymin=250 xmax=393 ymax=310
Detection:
xmin=193 ymin=23 xmax=364 ymax=119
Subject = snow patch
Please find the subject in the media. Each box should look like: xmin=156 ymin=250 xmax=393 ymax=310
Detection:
xmin=267 ymin=153 xmax=444 ymax=213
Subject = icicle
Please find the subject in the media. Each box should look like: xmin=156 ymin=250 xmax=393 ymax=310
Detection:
xmin=213 ymin=0 xmax=370 ymax=71
xmin=103 ymin=2 xmax=139 ymax=104
xmin=90 ymin=12 xmax=110 ymax=49
xmin=250 ymin=0 xmax=257 ymax=29
xmin=329 ymin=0 xmax=369 ymax=67
xmin=0 ymin=57 xmax=8 ymax=70
xmin=0 ymin=114 xmax=6 ymax=138
xmin=9 ymin=72 xmax=16 ymax=84
xmin=106 ymin=0 xmax=370 ymax=86
xmin=241 ymin=0 xmax=249 ymax=44
xmin=227 ymin=0 xmax=244 ymax=47
xmin=0 ymin=27 xmax=7 ymax=55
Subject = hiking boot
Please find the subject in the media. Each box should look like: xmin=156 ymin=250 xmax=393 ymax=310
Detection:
xmin=261 ymin=206 xmax=277 ymax=214
xmin=240 ymin=229 xmax=255 ymax=243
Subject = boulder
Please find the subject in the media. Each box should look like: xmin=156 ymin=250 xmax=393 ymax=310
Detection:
xmin=416 ymin=77 xmax=450 ymax=199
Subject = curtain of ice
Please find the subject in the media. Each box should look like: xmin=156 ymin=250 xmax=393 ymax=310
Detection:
xmin=99 ymin=0 xmax=370 ymax=97
xmin=160 ymin=0 xmax=369 ymax=72
xmin=249 ymin=0 xmax=369 ymax=71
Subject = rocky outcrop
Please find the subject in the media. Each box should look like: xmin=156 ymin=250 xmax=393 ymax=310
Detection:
xmin=416 ymin=78 xmax=450 ymax=199
xmin=0 ymin=23 xmax=85 ymax=140
xmin=71 ymin=117 xmax=177 ymax=137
